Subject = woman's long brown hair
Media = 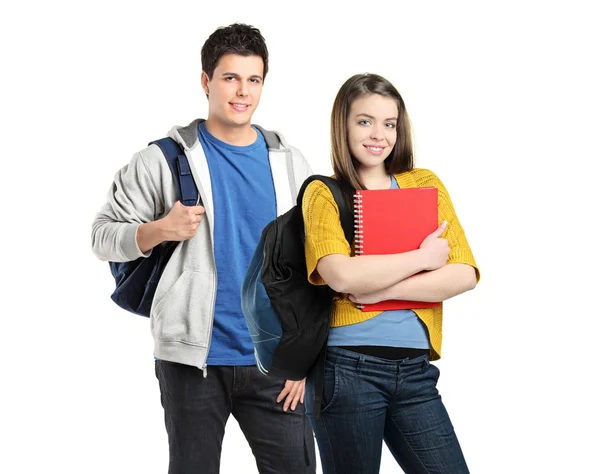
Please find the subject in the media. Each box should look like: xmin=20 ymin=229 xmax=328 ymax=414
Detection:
xmin=330 ymin=73 xmax=414 ymax=194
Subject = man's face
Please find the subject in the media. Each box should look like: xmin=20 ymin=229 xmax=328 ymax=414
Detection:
xmin=202 ymin=53 xmax=264 ymax=128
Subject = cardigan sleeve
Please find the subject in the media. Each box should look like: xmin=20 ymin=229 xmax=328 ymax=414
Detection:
xmin=301 ymin=180 xmax=352 ymax=286
xmin=413 ymin=169 xmax=480 ymax=282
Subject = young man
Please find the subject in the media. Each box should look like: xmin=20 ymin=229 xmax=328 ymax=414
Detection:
xmin=92 ymin=24 xmax=316 ymax=474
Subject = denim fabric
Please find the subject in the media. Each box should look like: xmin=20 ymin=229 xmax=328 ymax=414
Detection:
xmin=155 ymin=361 xmax=316 ymax=474
xmin=306 ymin=347 xmax=469 ymax=474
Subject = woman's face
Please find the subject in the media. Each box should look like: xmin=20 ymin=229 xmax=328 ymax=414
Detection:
xmin=347 ymin=94 xmax=398 ymax=171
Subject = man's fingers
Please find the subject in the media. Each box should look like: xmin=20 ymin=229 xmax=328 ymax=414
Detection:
xmin=185 ymin=205 xmax=205 ymax=214
xmin=168 ymin=201 xmax=184 ymax=215
xmin=175 ymin=201 xmax=204 ymax=213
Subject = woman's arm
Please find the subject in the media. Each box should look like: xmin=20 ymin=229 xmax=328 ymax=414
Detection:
xmin=348 ymin=263 xmax=477 ymax=304
xmin=318 ymin=251 xmax=425 ymax=294
xmin=317 ymin=222 xmax=449 ymax=294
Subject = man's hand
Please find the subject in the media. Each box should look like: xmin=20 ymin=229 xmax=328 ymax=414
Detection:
xmin=136 ymin=201 xmax=205 ymax=253
xmin=276 ymin=379 xmax=306 ymax=412
xmin=161 ymin=201 xmax=205 ymax=241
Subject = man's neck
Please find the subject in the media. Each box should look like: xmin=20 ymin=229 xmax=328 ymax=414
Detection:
xmin=204 ymin=118 xmax=257 ymax=146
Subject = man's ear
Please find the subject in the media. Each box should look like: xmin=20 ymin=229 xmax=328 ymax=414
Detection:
xmin=201 ymin=71 xmax=210 ymax=97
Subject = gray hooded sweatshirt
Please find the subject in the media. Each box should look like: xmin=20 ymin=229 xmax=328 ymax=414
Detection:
xmin=92 ymin=119 xmax=312 ymax=372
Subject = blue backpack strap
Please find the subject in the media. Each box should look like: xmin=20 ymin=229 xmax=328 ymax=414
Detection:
xmin=149 ymin=137 xmax=200 ymax=206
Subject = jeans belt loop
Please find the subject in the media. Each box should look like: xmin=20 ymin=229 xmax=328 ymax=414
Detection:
xmin=356 ymin=354 xmax=366 ymax=374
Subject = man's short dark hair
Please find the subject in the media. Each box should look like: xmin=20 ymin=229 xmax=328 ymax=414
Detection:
xmin=201 ymin=23 xmax=269 ymax=80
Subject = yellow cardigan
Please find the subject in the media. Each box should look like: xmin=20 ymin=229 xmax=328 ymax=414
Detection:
xmin=302 ymin=168 xmax=480 ymax=360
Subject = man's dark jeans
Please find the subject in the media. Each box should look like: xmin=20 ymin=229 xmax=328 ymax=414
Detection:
xmin=155 ymin=360 xmax=316 ymax=474
xmin=306 ymin=347 xmax=469 ymax=474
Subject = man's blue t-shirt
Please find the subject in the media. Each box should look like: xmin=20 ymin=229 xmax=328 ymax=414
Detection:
xmin=198 ymin=122 xmax=276 ymax=365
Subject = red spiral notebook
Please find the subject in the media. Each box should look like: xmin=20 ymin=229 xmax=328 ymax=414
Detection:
xmin=354 ymin=187 xmax=441 ymax=311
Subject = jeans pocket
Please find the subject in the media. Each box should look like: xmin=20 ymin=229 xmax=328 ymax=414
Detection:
xmin=320 ymin=359 xmax=339 ymax=413
xmin=418 ymin=357 xmax=440 ymax=387
xmin=428 ymin=361 xmax=441 ymax=382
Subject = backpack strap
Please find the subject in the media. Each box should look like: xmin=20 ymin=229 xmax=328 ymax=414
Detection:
xmin=297 ymin=175 xmax=354 ymax=245
xmin=297 ymin=175 xmax=355 ymax=419
xmin=149 ymin=137 xmax=200 ymax=206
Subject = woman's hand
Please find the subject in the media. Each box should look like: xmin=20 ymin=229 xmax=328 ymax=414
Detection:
xmin=276 ymin=379 xmax=305 ymax=412
xmin=419 ymin=221 xmax=450 ymax=271
xmin=348 ymin=288 xmax=389 ymax=305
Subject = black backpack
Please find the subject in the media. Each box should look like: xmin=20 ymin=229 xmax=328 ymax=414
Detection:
xmin=241 ymin=175 xmax=354 ymax=397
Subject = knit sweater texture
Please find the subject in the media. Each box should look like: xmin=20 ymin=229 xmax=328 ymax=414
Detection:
xmin=302 ymin=168 xmax=480 ymax=360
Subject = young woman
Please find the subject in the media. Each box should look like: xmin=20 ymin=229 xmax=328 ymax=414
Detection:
xmin=302 ymin=73 xmax=480 ymax=474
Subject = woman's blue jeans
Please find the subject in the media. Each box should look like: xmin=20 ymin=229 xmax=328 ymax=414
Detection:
xmin=306 ymin=347 xmax=469 ymax=474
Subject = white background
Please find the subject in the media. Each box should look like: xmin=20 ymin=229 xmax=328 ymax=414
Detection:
xmin=2 ymin=1 xmax=598 ymax=473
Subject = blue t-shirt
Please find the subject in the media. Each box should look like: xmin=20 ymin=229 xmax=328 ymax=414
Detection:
xmin=328 ymin=175 xmax=430 ymax=349
xmin=199 ymin=122 xmax=276 ymax=365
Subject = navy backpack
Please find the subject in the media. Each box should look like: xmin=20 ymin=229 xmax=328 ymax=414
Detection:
xmin=108 ymin=138 xmax=199 ymax=317
xmin=241 ymin=175 xmax=354 ymax=385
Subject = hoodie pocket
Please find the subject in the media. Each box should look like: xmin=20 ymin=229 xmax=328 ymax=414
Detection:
xmin=152 ymin=270 xmax=215 ymax=346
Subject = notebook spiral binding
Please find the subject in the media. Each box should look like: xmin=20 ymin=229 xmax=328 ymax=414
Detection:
xmin=353 ymin=192 xmax=364 ymax=309
xmin=353 ymin=193 xmax=364 ymax=255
